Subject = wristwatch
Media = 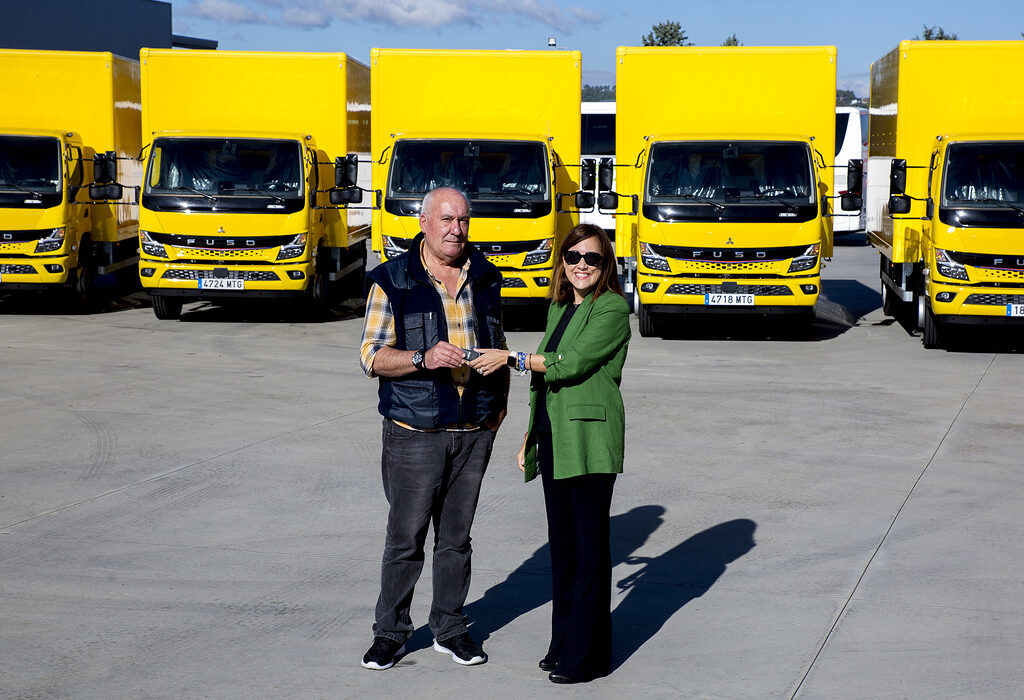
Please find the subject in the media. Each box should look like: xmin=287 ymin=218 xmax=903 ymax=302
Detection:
xmin=411 ymin=350 xmax=425 ymax=370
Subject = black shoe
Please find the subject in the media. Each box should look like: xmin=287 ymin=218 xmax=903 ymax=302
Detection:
xmin=549 ymin=672 xmax=581 ymax=684
xmin=361 ymin=637 xmax=406 ymax=670
xmin=433 ymin=632 xmax=487 ymax=665
xmin=539 ymin=657 xmax=557 ymax=672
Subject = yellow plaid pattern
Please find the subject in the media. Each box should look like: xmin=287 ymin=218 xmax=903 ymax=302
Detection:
xmin=359 ymin=249 xmax=476 ymax=394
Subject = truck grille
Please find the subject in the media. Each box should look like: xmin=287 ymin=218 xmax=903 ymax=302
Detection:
xmin=501 ymin=277 xmax=527 ymax=288
xmin=666 ymin=283 xmax=793 ymax=296
xmin=981 ymin=269 xmax=1024 ymax=281
xmin=162 ymin=269 xmax=280 ymax=282
xmin=964 ymin=293 xmax=1024 ymax=306
xmin=0 ymin=264 xmax=36 ymax=274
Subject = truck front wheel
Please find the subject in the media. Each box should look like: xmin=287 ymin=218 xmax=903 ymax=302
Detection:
xmin=922 ymin=303 xmax=943 ymax=349
xmin=638 ymin=301 xmax=658 ymax=337
xmin=152 ymin=295 xmax=183 ymax=320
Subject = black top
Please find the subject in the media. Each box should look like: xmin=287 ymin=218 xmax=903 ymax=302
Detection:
xmin=531 ymin=302 xmax=580 ymax=434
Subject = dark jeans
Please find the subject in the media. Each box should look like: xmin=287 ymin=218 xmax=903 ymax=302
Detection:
xmin=539 ymin=432 xmax=616 ymax=681
xmin=373 ymin=419 xmax=495 ymax=643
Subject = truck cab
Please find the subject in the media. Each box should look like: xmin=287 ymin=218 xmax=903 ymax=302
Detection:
xmin=610 ymin=133 xmax=836 ymax=335
xmin=375 ymin=132 xmax=567 ymax=298
xmin=884 ymin=134 xmax=1024 ymax=345
xmin=139 ymin=130 xmax=329 ymax=318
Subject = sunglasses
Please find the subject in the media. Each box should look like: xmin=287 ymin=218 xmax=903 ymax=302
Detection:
xmin=562 ymin=250 xmax=604 ymax=267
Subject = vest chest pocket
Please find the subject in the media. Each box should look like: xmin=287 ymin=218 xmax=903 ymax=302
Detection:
xmin=569 ymin=404 xmax=606 ymax=421
xmin=403 ymin=312 xmax=439 ymax=350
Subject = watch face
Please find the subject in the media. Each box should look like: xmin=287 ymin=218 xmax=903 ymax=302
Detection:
xmin=412 ymin=350 xmax=424 ymax=368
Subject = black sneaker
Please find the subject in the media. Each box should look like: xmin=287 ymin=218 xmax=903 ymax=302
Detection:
xmin=361 ymin=637 xmax=406 ymax=670
xmin=433 ymin=632 xmax=487 ymax=666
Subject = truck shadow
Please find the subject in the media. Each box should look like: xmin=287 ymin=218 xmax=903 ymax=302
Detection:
xmin=885 ymin=304 xmax=1024 ymax=353
xmin=0 ymin=283 xmax=148 ymax=316
xmin=171 ymin=296 xmax=366 ymax=323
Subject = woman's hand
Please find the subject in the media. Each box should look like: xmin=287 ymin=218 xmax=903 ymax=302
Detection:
xmin=516 ymin=432 xmax=527 ymax=472
xmin=468 ymin=347 xmax=510 ymax=377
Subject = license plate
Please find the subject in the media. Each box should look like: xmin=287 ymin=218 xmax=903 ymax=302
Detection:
xmin=199 ymin=278 xmax=244 ymax=290
xmin=1007 ymin=303 xmax=1024 ymax=317
xmin=705 ymin=293 xmax=755 ymax=306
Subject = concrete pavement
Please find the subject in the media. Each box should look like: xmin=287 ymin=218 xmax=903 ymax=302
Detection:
xmin=2 ymin=237 xmax=1023 ymax=699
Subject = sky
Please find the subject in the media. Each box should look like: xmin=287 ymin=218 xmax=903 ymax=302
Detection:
xmin=167 ymin=0 xmax=1023 ymax=98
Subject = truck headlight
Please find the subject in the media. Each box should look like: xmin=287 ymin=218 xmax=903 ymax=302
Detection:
xmin=383 ymin=235 xmax=411 ymax=260
xmin=140 ymin=230 xmax=168 ymax=258
xmin=787 ymin=243 xmax=820 ymax=273
xmin=277 ymin=233 xmax=307 ymax=260
xmin=523 ymin=239 xmax=552 ymax=266
xmin=34 ymin=227 xmax=65 ymax=253
xmin=935 ymin=248 xmax=969 ymax=281
xmin=639 ymin=241 xmax=671 ymax=272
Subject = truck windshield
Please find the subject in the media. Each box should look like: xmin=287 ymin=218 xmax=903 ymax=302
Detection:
xmin=645 ymin=141 xmax=816 ymax=223
xmin=386 ymin=139 xmax=550 ymax=218
xmin=144 ymin=138 xmax=303 ymax=213
xmin=942 ymin=142 xmax=1024 ymax=227
xmin=0 ymin=136 xmax=61 ymax=204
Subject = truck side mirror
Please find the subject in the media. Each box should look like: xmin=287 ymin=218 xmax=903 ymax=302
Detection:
xmin=598 ymin=191 xmax=619 ymax=210
xmin=330 ymin=187 xmax=363 ymax=205
xmin=598 ymin=157 xmax=614 ymax=192
xmin=575 ymin=191 xmax=595 ymax=210
xmin=840 ymin=193 xmax=863 ymax=211
xmin=335 ymin=154 xmax=358 ymax=189
xmin=847 ymin=159 xmax=863 ymax=194
xmin=89 ymin=183 xmax=123 ymax=201
xmin=888 ymin=194 xmax=911 ymax=215
xmin=579 ymin=158 xmax=596 ymax=191
xmin=93 ymin=151 xmax=117 ymax=183
xmin=890 ymin=158 xmax=907 ymax=195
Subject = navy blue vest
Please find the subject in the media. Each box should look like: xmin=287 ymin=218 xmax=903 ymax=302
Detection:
xmin=367 ymin=233 xmax=507 ymax=429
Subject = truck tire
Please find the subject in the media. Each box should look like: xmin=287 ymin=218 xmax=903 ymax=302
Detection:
xmin=881 ymin=284 xmax=895 ymax=317
xmin=638 ymin=301 xmax=658 ymax=337
xmin=67 ymin=242 xmax=97 ymax=313
xmin=152 ymin=295 xmax=183 ymax=320
xmin=922 ymin=304 xmax=943 ymax=349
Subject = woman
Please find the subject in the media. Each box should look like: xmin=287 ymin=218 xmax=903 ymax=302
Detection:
xmin=471 ymin=223 xmax=631 ymax=683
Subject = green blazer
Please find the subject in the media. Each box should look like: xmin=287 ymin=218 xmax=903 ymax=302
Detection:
xmin=523 ymin=290 xmax=631 ymax=482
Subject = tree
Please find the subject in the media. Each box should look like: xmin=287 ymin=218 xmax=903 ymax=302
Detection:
xmin=915 ymin=25 xmax=958 ymax=40
xmin=721 ymin=34 xmax=742 ymax=46
xmin=836 ymin=89 xmax=866 ymax=107
xmin=643 ymin=21 xmax=693 ymax=47
xmin=582 ymin=84 xmax=615 ymax=102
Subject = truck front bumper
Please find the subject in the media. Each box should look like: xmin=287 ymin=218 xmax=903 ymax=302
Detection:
xmin=930 ymin=280 xmax=1024 ymax=324
xmin=0 ymin=255 xmax=73 ymax=288
xmin=637 ymin=272 xmax=820 ymax=314
xmin=139 ymin=260 xmax=315 ymax=299
xmin=496 ymin=268 xmax=552 ymax=302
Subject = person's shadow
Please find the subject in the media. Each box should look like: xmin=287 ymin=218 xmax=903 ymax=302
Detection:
xmin=611 ymin=518 xmax=757 ymax=670
xmin=403 ymin=506 xmax=667 ymax=652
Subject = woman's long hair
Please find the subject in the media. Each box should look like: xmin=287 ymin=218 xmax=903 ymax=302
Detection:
xmin=549 ymin=223 xmax=623 ymax=304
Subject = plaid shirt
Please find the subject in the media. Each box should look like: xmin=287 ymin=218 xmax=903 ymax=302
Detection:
xmin=359 ymin=248 xmax=478 ymax=394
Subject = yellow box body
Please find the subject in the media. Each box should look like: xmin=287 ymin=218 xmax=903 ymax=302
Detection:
xmin=614 ymin=46 xmax=837 ymax=314
xmin=138 ymin=50 xmax=369 ymax=297
xmin=370 ymin=49 xmax=582 ymax=300
xmin=868 ymin=41 xmax=1024 ymax=323
xmin=0 ymin=49 xmax=140 ymax=288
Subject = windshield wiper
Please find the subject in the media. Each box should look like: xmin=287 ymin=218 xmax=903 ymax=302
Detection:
xmin=975 ymin=197 xmax=1024 ymax=218
xmin=486 ymin=191 xmax=532 ymax=206
xmin=0 ymin=182 xmax=43 ymax=198
xmin=237 ymin=187 xmax=286 ymax=204
xmin=660 ymin=193 xmax=725 ymax=213
xmin=747 ymin=193 xmax=800 ymax=213
xmin=173 ymin=186 xmax=218 ymax=203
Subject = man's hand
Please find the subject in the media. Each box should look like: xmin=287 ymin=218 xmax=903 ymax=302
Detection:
xmin=425 ymin=341 xmax=465 ymax=370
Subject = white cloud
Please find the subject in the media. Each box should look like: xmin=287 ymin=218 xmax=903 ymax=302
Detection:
xmin=180 ymin=0 xmax=601 ymax=32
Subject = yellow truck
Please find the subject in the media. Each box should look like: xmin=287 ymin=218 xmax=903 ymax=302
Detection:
xmin=601 ymin=46 xmax=854 ymax=336
xmin=138 ymin=49 xmax=370 ymax=319
xmin=369 ymin=49 xmax=591 ymax=303
xmin=867 ymin=41 xmax=1024 ymax=349
xmin=0 ymin=49 xmax=141 ymax=307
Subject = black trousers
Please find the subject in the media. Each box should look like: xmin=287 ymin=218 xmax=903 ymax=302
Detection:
xmin=538 ymin=432 xmax=616 ymax=681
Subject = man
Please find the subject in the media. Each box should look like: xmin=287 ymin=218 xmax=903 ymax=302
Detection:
xmin=358 ymin=187 xmax=508 ymax=670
